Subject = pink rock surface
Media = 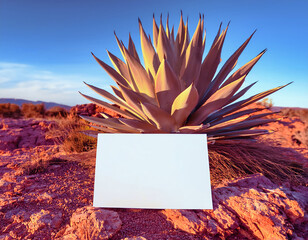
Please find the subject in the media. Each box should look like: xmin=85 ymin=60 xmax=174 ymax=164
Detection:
xmin=59 ymin=206 xmax=122 ymax=240
xmin=162 ymin=174 xmax=307 ymax=239
xmin=0 ymin=118 xmax=55 ymax=151
xmin=70 ymin=103 xmax=122 ymax=118
xmin=26 ymin=209 xmax=63 ymax=234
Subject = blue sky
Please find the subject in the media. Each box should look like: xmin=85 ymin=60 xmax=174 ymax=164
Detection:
xmin=0 ymin=0 xmax=307 ymax=107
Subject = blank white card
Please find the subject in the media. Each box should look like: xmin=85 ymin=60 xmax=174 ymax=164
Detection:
xmin=93 ymin=134 xmax=212 ymax=209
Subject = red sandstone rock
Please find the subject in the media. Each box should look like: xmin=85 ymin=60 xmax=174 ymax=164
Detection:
xmin=26 ymin=209 xmax=63 ymax=234
xmin=161 ymin=174 xmax=307 ymax=239
xmin=0 ymin=119 xmax=55 ymax=151
xmin=59 ymin=206 xmax=122 ymax=240
xmin=69 ymin=103 xmax=122 ymax=118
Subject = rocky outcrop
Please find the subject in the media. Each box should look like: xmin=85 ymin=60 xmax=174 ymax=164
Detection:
xmin=26 ymin=210 xmax=63 ymax=234
xmin=0 ymin=118 xmax=55 ymax=151
xmin=70 ymin=103 xmax=122 ymax=118
xmin=162 ymin=174 xmax=307 ymax=239
xmin=59 ymin=206 xmax=122 ymax=240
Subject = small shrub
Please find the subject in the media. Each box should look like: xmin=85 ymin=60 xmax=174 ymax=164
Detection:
xmin=45 ymin=106 xmax=68 ymax=118
xmin=257 ymin=98 xmax=273 ymax=108
xmin=19 ymin=155 xmax=67 ymax=175
xmin=281 ymin=108 xmax=308 ymax=123
xmin=0 ymin=103 xmax=22 ymax=118
xmin=62 ymin=131 xmax=97 ymax=153
xmin=21 ymin=103 xmax=46 ymax=118
xmin=48 ymin=118 xmax=97 ymax=153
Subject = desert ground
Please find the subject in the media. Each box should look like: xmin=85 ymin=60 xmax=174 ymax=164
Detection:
xmin=0 ymin=103 xmax=307 ymax=239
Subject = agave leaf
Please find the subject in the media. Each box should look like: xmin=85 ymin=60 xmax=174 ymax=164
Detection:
xmin=83 ymin=82 xmax=140 ymax=116
xmin=204 ymin=118 xmax=275 ymax=134
xmin=121 ymin=46 xmax=156 ymax=99
xmin=110 ymin=85 xmax=124 ymax=100
xmin=180 ymin=17 xmax=204 ymax=87
xmin=237 ymin=82 xmax=292 ymax=109
xmin=208 ymin=107 xmax=265 ymax=125
xmin=189 ymin=75 xmax=246 ymax=125
xmin=208 ymin=129 xmax=270 ymax=140
xmin=166 ymin=14 xmax=170 ymax=39
xmin=78 ymin=92 xmax=137 ymax=119
xmin=195 ymin=24 xmax=228 ymax=100
xmin=226 ymin=81 xmax=257 ymax=105
xmin=178 ymin=124 xmax=210 ymax=133
xmin=204 ymin=83 xmax=291 ymax=123
xmin=107 ymin=51 xmax=131 ymax=83
xmin=90 ymin=125 xmax=120 ymax=133
xmin=128 ymin=33 xmax=141 ymax=63
xmin=157 ymin=20 xmax=175 ymax=68
xmin=153 ymin=14 xmax=159 ymax=48
xmin=119 ymin=118 xmax=162 ymax=133
xmin=155 ymin=59 xmax=182 ymax=112
xmin=221 ymin=49 xmax=266 ymax=88
xmin=91 ymin=53 xmax=130 ymax=88
xmin=180 ymin=19 xmax=190 ymax=56
xmin=175 ymin=12 xmax=186 ymax=57
xmin=170 ymin=25 xmax=175 ymax=44
xmin=100 ymin=112 xmax=112 ymax=118
xmin=80 ymin=115 xmax=140 ymax=133
xmin=202 ymin=31 xmax=256 ymax=101
xmin=247 ymin=111 xmax=278 ymax=120
xmin=203 ymin=115 xmax=251 ymax=132
xmin=180 ymin=18 xmax=190 ymax=57
xmin=114 ymin=32 xmax=126 ymax=61
xmin=116 ymin=84 xmax=150 ymax=120
xmin=141 ymin=102 xmax=177 ymax=132
xmin=139 ymin=19 xmax=160 ymax=78
xmin=213 ymin=22 xmax=222 ymax=43
xmin=171 ymin=83 xmax=199 ymax=127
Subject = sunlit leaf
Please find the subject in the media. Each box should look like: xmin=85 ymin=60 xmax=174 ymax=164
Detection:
xmin=139 ymin=19 xmax=160 ymax=78
xmin=155 ymin=58 xmax=182 ymax=112
xmin=141 ymin=102 xmax=177 ymax=132
xmin=171 ymin=84 xmax=199 ymax=127
xmin=91 ymin=52 xmax=130 ymax=88
xmin=189 ymin=75 xmax=246 ymax=125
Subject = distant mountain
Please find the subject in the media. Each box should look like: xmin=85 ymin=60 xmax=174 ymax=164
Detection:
xmin=0 ymin=98 xmax=71 ymax=110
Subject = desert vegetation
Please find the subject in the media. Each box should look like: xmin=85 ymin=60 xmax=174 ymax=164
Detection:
xmin=281 ymin=107 xmax=308 ymax=123
xmin=0 ymin=103 xmax=22 ymax=118
xmin=48 ymin=117 xmax=97 ymax=153
xmin=0 ymin=102 xmax=69 ymax=119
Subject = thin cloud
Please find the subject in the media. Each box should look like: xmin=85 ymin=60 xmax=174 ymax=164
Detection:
xmin=0 ymin=62 xmax=109 ymax=106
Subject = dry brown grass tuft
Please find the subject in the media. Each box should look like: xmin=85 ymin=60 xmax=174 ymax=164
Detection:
xmin=48 ymin=118 xmax=97 ymax=153
xmin=18 ymin=154 xmax=67 ymax=175
xmin=208 ymin=140 xmax=307 ymax=186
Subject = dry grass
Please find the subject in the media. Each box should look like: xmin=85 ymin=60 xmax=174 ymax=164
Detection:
xmin=208 ymin=140 xmax=307 ymax=186
xmin=18 ymin=154 xmax=67 ymax=175
xmin=48 ymin=117 xmax=97 ymax=153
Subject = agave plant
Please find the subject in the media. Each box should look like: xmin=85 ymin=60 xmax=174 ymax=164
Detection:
xmin=80 ymin=14 xmax=290 ymax=141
